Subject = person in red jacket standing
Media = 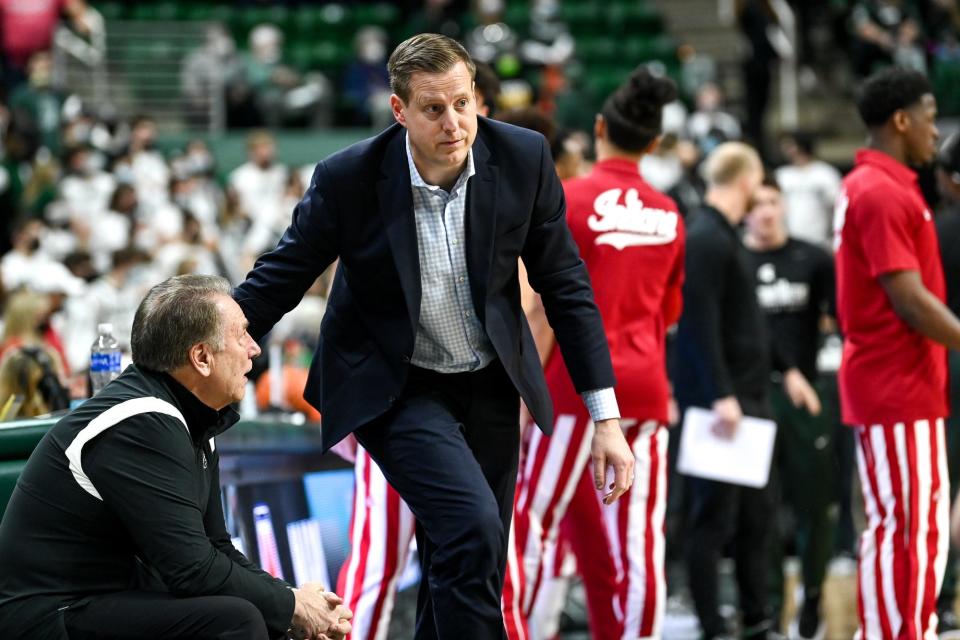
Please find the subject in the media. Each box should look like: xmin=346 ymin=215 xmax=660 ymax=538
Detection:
xmin=503 ymin=67 xmax=684 ymax=640
xmin=836 ymin=67 xmax=960 ymax=639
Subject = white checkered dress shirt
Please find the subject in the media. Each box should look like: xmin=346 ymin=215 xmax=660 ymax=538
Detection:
xmin=404 ymin=135 xmax=620 ymax=422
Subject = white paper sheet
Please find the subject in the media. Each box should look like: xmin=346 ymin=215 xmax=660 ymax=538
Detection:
xmin=677 ymin=406 xmax=778 ymax=488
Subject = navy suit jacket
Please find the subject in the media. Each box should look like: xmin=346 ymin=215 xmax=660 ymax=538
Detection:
xmin=234 ymin=118 xmax=615 ymax=450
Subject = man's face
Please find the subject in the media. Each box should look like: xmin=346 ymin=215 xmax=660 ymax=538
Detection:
xmin=132 ymin=121 xmax=156 ymax=149
xmin=739 ymin=164 xmax=764 ymax=204
xmin=391 ymin=61 xmax=477 ymax=180
xmin=747 ymin=184 xmax=785 ymax=237
xmin=904 ymin=93 xmax=939 ymax=166
xmin=250 ymin=140 xmax=275 ymax=168
xmin=206 ymin=295 xmax=261 ymax=409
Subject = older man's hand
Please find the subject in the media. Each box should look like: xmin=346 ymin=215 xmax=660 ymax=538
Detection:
xmin=291 ymin=583 xmax=352 ymax=640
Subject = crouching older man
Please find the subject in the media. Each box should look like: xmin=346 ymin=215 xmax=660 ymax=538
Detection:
xmin=0 ymin=274 xmax=352 ymax=640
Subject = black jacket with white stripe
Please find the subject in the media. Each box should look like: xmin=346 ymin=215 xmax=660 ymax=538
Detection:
xmin=0 ymin=365 xmax=295 ymax=639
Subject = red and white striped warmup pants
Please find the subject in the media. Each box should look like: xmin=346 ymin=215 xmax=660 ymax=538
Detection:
xmin=854 ymin=418 xmax=949 ymax=640
xmin=337 ymin=447 xmax=522 ymax=640
xmin=503 ymin=414 xmax=668 ymax=640
xmin=336 ymin=448 xmax=417 ymax=640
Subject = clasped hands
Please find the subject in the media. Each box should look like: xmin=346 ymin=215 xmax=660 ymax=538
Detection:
xmin=289 ymin=582 xmax=352 ymax=640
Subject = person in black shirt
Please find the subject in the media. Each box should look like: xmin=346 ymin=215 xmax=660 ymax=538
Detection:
xmin=0 ymin=275 xmax=352 ymax=640
xmin=674 ymin=141 xmax=776 ymax=640
xmin=743 ymin=176 xmax=836 ymax=640
xmin=936 ymin=133 xmax=960 ymax=319
xmin=936 ymin=133 xmax=960 ymax=633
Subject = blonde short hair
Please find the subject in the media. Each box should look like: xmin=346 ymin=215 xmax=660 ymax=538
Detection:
xmin=388 ymin=33 xmax=475 ymax=104
xmin=702 ymin=141 xmax=762 ymax=187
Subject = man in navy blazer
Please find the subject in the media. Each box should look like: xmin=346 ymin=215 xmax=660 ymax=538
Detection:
xmin=234 ymin=34 xmax=633 ymax=639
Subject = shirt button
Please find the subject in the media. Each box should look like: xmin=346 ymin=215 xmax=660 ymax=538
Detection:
xmin=463 ymin=311 xmax=472 ymax=317
xmin=458 ymin=276 xmax=465 ymax=283
xmin=452 ymin=239 xmax=458 ymax=246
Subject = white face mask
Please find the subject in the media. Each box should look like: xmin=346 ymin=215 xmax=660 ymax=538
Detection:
xmin=359 ymin=40 xmax=386 ymax=64
xmin=85 ymin=153 xmax=105 ymax=175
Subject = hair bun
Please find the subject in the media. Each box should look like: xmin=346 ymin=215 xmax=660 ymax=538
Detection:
xmin=601 ymin=66 xmax=678 ymax=152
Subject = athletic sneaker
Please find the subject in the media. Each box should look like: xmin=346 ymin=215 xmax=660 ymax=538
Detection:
xmin=793 ymin=594 xmax=825 ymax=640
xmin=743 ymin=620 xmax=786 ymax=640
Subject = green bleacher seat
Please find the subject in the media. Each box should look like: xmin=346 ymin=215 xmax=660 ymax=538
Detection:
xmin=503 ymin=4 xmax=531 ymax=35
xmin=182 ymin=2 xmax=213 ymax=21
xmin=621 ymin=38 xmax=652 ymax=64
xmin=153 ymin=2 xmax=183 ymax=21
xmin=351 ymin=3 xmax=401 ymax=29
xmin=310 ymin=41 xmax=352 ymax=70
xmin=290 ymin=5 xmax=325 ymax=36
xmin=561 ymin=1 xmax=603 ymax=35
xmin=127 ymin=1 xmax=181 ymax=22
xmin=97 ymin=2 xmax=126 ymax=21
xmin=261 ymin=5 xmax=293 ymax=31
xmin=576 ymin=37 xmax=618 ymax=65
xmin=208 ymin=4 xmax=234 ymax=24
xmin=235 ymin=6 xmax=275 ymax=37
xmin=649 ymin=34 xmax=677 ymax=61
xmin=621 ymin=3 xmax=663 ymax=34
xmin=0 ymin=419 xmax=55 ymax=519
xmin=0 ymin=460 xmax=26 ymax=518
xmin=933 ymin=58 xmax=960 ymax=117
xmin=289 ymin=41 xmax=315 ymax=72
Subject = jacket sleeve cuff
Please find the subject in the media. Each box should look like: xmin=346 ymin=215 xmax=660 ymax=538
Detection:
xmin=581 ymin=388 xmax=621 ymax=422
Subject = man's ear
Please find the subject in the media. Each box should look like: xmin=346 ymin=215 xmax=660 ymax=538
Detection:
xmin=189 ymin=343 xmax=213 ymax=378
xmin=594 ymin=114 xmax=605 ymax=141
xmin=644 ymin=134 xmax=664 ymax=155
xmin=891 ymin=109 xmax=910 ymax=135
xmin=390 ymin=94 xmax=407 ymax=127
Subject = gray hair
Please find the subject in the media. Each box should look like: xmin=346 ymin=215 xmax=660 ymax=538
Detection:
xmin=131 ymin=274 xmax=232 ymax=372
xmin=388 ymin=33 xmax=475 ymax=104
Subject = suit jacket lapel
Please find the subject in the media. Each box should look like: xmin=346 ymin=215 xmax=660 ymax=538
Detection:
xmin=377 ymin=132 xmax=421 ymax=332
xmin=466 ymin=134 xmax=498 ymax=323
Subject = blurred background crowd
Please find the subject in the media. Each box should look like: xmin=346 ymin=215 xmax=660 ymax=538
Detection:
xmin=0 ymin=0 xmax=959 ymax=637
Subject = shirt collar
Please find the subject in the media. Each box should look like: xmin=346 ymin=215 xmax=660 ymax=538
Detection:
xmin=593 ymin=157 xmax=643 ymax=178
xmin=699 ymin=204 xmax=740 ymax=238
xmin=155 ymin=369 xmax=240 ymax=442
xmin=405 ymin=132 xmax=475 ymax=195
xmin=855 ymin=148 xmax=918 ymax=186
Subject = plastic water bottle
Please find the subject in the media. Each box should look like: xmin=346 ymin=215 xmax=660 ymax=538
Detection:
xmin=90 ymin=323 xmax=122 ymax=396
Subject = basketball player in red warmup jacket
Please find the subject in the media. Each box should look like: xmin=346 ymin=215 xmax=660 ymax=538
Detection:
xmin=502 ymin=67 xmax=685 ymax=640
xmin=836 ymin=67 xmax=960 ymax=640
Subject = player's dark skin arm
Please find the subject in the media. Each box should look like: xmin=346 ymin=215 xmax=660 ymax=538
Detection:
xmin=880 ymin=270 xmax=960 ymax=350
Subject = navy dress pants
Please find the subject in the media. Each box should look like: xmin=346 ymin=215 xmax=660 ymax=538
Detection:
xmin=355 ymin=361 xmax=521 ymax=640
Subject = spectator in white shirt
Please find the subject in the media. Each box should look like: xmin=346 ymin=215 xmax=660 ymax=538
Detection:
xmin=79 ymin=247 xmax=152 ymax=354
xmin=82 ymin=183 xmax=136 ymax=273
xmin=687 ymin=82 xmax=742 ymax=153
xmin=124 ymin=115 xmax=170 ymax=208
xmin=228 ymin=130 xmax=288 ymax=254
xmin=0 ymin=218 xmax=59 ymax=291
xmin=774 ymin=131 xmax=842 ymax=250
xmin=58 ymin=145 xmax=115 ymax=218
